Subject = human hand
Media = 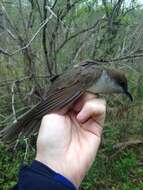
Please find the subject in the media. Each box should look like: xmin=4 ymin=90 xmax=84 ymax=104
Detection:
xmin=35 ymin=93 xmax=106 ymax=188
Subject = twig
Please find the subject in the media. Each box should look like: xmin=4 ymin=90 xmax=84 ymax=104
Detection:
xmin=110 ymin=140 xmax=143 ymax=159
xmin=24 ymin=138 xmax=28 ymax=160
xmin=71 ymin=34 xmax=91 ymax=64
xmin=5 ymin=28 xmax=16 ymax=40
xmin=0 ymin=169 xmax=13 ymax=180
xmin=35 ymin=0 xmax=42 ymax=20
xmin=0 ymin=114 xmax=6 ymax=120
xmin=0 ymin=47 xmax=10 ymax=56
xmin=0 ymin=76 xmax=32 ymax=88
xmin=42 ymin=0 xmax=52 ymax=76
xmin=15 ymin=75 xmax=32 ymax=83
xmin=60 ymin=0 xmax=83 ymax=20
xmin=46 ymin=5 xmax=70 ymax=33
xmin=10 ymin=76 xmax=32 ymax=122
xmin=122 ymin=4 xmax=143 ymax=18
xmin=137 ymin=74 xmax=143 ymax=94
xmin=110 ymin=53 xmax=143 ymax=62
xmin=11 ymin=82 xmax=17 ymax=123
xmin=13 ymin=131 xmax=22 ymax=150
xmin=90 ymin=52 xmax=143 ymax=64
xmin=27 ymin=0 xmax=35 ymax=28
xmin=18 ymin=0 xmax=27 ymax=33
xmin=51 ymin=0 xmax=58 ymax=9
xmin=113 ymin=140 xmax=143 ymax=149
xmin=10 ymin=14 xmax=53 ymax=55
xmin=56 ymin=18 xmax=106 ymax=53
xmin=72 ymin=42 xmax=86 ymax=64
xmin=1 ymin=2 xmax=20 ymax=37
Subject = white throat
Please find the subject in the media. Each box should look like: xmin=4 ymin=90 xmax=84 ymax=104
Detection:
xmin=88 ymin=70 xmax=123 ymax=94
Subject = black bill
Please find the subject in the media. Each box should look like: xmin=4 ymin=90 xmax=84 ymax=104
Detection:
xmin=125 ymin=91 xmax=133 ymax=101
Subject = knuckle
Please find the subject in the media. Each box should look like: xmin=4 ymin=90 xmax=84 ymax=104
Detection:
xmin=84 ymin=100 xmax=95 ymax=111
xmin=84 ymin=99 xmax=106 ymax=115
xmin=42 ymin=113 xmax=55 ymax=121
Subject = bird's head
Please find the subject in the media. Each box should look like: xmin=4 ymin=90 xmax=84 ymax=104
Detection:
xmin=106 ymin=69 xmax=133 ymax=101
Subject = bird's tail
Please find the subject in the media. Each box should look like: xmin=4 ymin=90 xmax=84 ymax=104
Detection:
xmin=0 ymin=115 xmax=41 ymax=145
xmin=0 ymin=85 xmax=83 ymax=145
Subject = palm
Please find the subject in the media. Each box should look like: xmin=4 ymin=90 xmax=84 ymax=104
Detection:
xmin=36 ymin=94 xmax=106 ymax=187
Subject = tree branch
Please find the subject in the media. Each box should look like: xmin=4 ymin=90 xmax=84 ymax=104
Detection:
xmin=35 ymin=0 xmax=42 ymax=20
xmin=42 ymin=0 xmax=53 ymax=77
xmin=11 ymin=82 xmax=17 ymax=123
xmin=11 ymin=14 xmax=53 ymax=55
xmin=110 ymin=140 xmax=143 ymax=159
xmin=0 ymin=47 xmax=11 ymax=56
xmin=110 ymin=53 xmax=143 ymax=62
xmin=51 ymin=0 xmax=58 ymax=10
xmin=56 ymin=18 xmax=106 ymax=53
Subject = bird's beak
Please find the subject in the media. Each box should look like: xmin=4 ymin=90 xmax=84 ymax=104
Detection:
xmin=125 ymin=91 xmax=133 ymax=101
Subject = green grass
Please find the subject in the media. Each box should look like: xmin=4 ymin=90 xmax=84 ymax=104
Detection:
xmin=0 ymin=131 xmax=142 ymax=190
xmin=81 ymin=147 xmax=143 ymax=190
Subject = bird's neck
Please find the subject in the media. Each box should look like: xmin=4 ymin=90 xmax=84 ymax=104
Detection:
xmin=87 ymin=70 xmax=122 ymax=94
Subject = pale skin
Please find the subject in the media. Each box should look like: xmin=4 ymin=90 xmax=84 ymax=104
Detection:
xmin=36 ymin=93 xmax=106 ymax=188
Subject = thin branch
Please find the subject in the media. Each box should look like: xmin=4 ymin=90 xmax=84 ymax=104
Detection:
xmin=46 ymin=5 xmax=70 ymax=33
xmin=72 ymin=42 xmax=86 ymax=64
xmin=42 ymin=0 xmax=52 ymax=76
xmin=11 ymin=82 xmax=17 ymax=123
xmin=60 ymin=0 xmax=83 ymax=20
xmin=71 ymin=34 xmax=92 ymax=64
xmin=24 ymin=138 xmax=29 ymax=160
xmin=113 ymin=140 xmax=143 ymax=149
xmin=111 ymin=0 xmax=124 ymax=18
xmin=1 ymin=2 xmax=20 ymax=37
xmin=0 ymin=76 xmax=32 ymax=89
xmin=35 ymin=0 xmax=42 ymax=20
xmin=0 ymin=47 xmax=11 ymax=56
xmin=0 ymin=24 xmax=16 ymax=40
xmin=122 ymin=4 xmax=143 ymax=17
xmin=18 ymin=0 xmax=27 ymax=33
xmin=56 ymin=18 xmax=106 ymax=53
xmin=110 ymin=140 xmax=143 ymax=159
xmin=27 ymin=0 xmax=35 ymax=28
xmin=102 ymin=0 xmax=110 ymax=18
xmin=11 ymin=14 xmax=53 ymax=55
xmin=14 ymin=131 xmax=22 ymax=150
xmin=5 ymin=28 xmax=16 ymax=40
xmin=110 ymin=53 xmax=143 ymax=62
xmin=51 ymin=0 xmax=58 ymax=9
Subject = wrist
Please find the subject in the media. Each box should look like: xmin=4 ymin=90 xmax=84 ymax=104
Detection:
xmin=30 ymin=160 xmax=76 ymax=190
xmin=35 ymin=155 xmax=83 ymax=188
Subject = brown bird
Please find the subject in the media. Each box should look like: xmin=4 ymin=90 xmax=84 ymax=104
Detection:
xmin=0 ymin=60 xmax=133 ymax=144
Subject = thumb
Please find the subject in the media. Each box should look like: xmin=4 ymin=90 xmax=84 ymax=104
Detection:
xmin=76 ymin=98 xmax=106 ymax=126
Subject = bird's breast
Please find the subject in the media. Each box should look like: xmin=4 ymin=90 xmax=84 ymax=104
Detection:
xmin=87 ymin=71 xmax=123 ymax=94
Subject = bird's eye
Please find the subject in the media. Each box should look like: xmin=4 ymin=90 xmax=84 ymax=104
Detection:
xmin=119 ymin=81 xmax=125 ymax=86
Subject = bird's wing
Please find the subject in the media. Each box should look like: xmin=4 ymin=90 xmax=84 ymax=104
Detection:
xmin=31 ymin=83 xmax=84 ymax=118
xmin=0 ymin=82 xmax=84 ymax=144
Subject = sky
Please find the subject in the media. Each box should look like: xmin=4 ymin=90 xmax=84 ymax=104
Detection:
xmin=125 ymin=0 xmax=143 ymax=6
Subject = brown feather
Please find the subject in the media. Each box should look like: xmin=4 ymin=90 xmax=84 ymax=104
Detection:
xmin=0 ymin=83 xmax=83 ymax=143
xmin=0 ymin=63 xmax=103 ymax=144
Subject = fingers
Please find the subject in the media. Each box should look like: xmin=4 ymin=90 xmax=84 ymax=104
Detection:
xmin=58 ymin=93 xmax=97 ymax=115
xmin=76 ymin=98 xmax=106 ymax=127
xmin=73 ymin=93 xmax=97 ymax=112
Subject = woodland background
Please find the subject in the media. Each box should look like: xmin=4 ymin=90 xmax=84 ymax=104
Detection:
xmin=0 ymin=0 xmax=143 ymax=189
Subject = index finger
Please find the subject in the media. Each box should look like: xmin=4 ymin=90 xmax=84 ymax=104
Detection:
xmin=76 ymin=98 xmax=106 ymax=126
xmin=72 ymin=93 xmax=97 ymax=112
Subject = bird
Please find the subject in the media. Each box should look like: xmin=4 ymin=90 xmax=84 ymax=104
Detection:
xmin=0 ymin=60 xmax=133 ymax=144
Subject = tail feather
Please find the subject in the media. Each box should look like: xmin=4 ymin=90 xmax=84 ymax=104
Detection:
xmin=0 ymin=116 xmax=42 ymax=144
xmin=0 ymin=84 xmax=83 ymax=145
